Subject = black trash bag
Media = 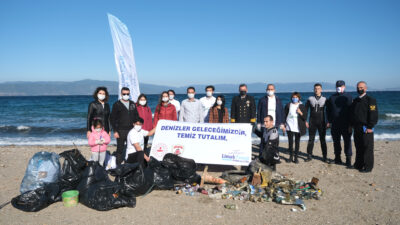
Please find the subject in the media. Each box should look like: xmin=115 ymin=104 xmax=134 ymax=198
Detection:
xmin=161 ymin=153 xmax=198 ymax=182
xmin=11 ymin=182 xmax=61 ymax=212
xmin=148 ymin=157 xmax=174 ymax=190
xmin=79 ymin=180 xmax=136 ymax=211
xmin=77 ymin=162 xmax=135 ymax=211
xmin=181 ymin=173 xmax=201 ymax=184
xmin=113 ymin=163 xmax=154 ymax=197
xmin=77 ymin=161 xmax=110 ymax=194
xmin=109 ymin=162 xmax=140 ymax=178
xmin=59 ymin=149 xmax=88 ymax=191
xmin=247 ymin=158 xmax=273 ymax=174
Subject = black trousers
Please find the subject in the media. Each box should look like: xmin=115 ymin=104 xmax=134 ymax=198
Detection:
xmin=126 ymin=151 xmax=145 ymax=167
xmin=307 ymin=122 xmax=327 ymax=157
xmin=353 ymin=126 xmax=374 ymax=171
xmin=116 ymin=129 xmax=130 ymax=165
xmin=331 ymin=125 xmax=352 ymax=157
xmin=258 ymin=127 xmax=265 ymax=155
xmin=143 ymin=136 xmax=150 ymax=156
xmin=287 ymin=131 xmax=300 ymax=157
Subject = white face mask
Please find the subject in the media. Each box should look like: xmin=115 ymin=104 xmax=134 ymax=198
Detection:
xmin=134 ymin=125 xmax=142 ymax=132
xmin=336 ymin=87 xmax=342 ymax=93
xmin=188 ymin=93 xmax=195 ymax=99
xmin=169 ymin=95 xmax=174 ymax=100
xmin=95 ymin=128 xmax=102 ymax=132
xmin=206 ymin=91 xmax=213 ymax=97
xmin=267 ymin=90 xmax=274 ymax=97
xmin=122 ymin=95 xmax=130 ymax=101
xmin=97 ymin=94 xmax=106 ymax=101
xmin=217 ymin=100 xmax=223 ymax=105
xmin=162 ymin=97 xmax=169 ymax=102
xmin=139 ymin=100 xmax=146 ymax=106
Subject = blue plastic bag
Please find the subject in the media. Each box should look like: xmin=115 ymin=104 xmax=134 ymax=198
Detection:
xmin=20 ymin=152 xmax=60 ymax=194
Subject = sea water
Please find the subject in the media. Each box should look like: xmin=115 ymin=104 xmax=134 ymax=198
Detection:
xmin=0 ymin=91 xmax=399 ymax=145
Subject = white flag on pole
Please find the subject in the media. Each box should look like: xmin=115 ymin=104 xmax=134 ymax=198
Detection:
xmin=108 ymin=13 xmax=140 ymax=101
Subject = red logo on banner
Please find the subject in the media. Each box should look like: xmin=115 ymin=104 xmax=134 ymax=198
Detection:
xmin=153 ymin=143 xmax=168 ymax=158
xmin=172 ymin=145 xmax=184 ymax=155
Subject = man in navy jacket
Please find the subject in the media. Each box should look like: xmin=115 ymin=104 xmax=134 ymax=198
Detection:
xmin=326 ymin=80 xmax=353 ymax=168
xmin=256 ymin=84 xmax=285 ymax=154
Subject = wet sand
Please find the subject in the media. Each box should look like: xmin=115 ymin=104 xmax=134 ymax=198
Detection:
xmin=0 ymin=140 xmax=399 ymax=225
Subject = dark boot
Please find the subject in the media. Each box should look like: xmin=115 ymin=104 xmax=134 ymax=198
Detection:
xmin=305 ymin=154 xmax=312 ymax=162
xmin=294 ymin=151 xmax=299 ymax=164
xmin=346 ymin=156 xmax=353 ymax=169
xmin=288 ymin=154 xmax=293 ymax=163
xmin=322 ymin=155 xmax=327 ymax=163
xmin=334 ymin=155 xmax=343 ymax=165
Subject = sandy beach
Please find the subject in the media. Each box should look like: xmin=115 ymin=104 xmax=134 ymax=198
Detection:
xmin=0 ymin=140 xmax=399 ymax=225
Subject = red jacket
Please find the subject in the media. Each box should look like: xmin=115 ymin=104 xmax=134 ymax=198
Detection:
xmin=154 ymin=103 xmax=177 ymax=127
xmin=136 ymin=104 xmax=153 ymax=131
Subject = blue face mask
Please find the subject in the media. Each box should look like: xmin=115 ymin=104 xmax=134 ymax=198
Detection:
xmin=292 ymin=98 xmax=299 ymax=103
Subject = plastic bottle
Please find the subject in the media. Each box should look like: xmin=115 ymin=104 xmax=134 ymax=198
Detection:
xmin=224 ymin=204 xmax=238 ymax=210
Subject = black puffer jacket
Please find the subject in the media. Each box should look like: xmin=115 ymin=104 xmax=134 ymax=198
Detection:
xmin=87 ymin=101 xmax=111 ymax=133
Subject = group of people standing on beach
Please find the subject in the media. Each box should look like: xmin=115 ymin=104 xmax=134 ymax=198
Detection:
xmin=86 ymin=80 xmax=378 ymax=173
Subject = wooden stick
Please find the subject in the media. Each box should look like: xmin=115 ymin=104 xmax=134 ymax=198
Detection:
xmin=200 ymin=165 xmax=208 ymax=187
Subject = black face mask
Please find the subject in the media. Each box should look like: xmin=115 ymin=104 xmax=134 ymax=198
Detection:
xmin=357 ymin=89 xmax=365 ymax=95
xmin=240 ymin=91 xmax=246 ymax=96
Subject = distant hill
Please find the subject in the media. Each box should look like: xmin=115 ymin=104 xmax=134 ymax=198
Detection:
xmin=0 ymin=79 xmax=367 ymax=96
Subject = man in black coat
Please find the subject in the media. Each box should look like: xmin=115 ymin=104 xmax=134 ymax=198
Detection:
xmin=350 ymin=81 xmax=378 ymax=173
xmin=230 ymin=84 xmax=256 ymax=124
xmin=110 ymin=87 xmax=139 ymax=165
xmin=326 ymin=80 xmax=353 ymax=168
xmin=256 ymin=84 xmax=285 ymax=155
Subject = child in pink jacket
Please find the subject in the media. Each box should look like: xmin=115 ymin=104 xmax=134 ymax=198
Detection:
xmin=88 ymin=119 xmax=111 ymax=166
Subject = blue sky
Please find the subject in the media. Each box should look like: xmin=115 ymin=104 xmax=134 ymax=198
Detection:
xmin=0 ymin=0 xmax=399 ymax=89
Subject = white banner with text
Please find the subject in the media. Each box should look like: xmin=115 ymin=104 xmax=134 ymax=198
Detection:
xmin=150 ymin=120 xmax=252 ymax=166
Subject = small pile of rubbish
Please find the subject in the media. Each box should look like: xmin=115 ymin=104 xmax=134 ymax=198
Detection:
xmin=174 ymin=159 xmax=323 ymax=211
xmin=174 ymin=175 xmax=322 ymax=211
xmin=10 ymin=150 xmax=322 ymax=212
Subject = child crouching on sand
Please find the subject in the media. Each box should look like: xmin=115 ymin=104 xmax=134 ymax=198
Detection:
xmin=88 ymin=119 xmax=110 ymax=166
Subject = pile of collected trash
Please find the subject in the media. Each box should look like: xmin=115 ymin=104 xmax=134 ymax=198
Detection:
xmin=10 ymin=150 xmax=322 ymax=212
xmin=174 ymin=159 xmax=322 ymax=211
xmin=11 ymin=150 xmax=199 ymax=212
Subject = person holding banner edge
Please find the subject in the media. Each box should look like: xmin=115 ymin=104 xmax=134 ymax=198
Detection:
xmin=260 ymin=115 xmax=280 ymax=171
xmin=126 ymin=117 xmax=156 ymax=166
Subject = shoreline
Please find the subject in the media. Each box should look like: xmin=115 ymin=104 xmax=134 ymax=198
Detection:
xmin=1 ymin=135 xmax=400 ymax=147
xmin=0 ymin=140 xmax=399 ymax=224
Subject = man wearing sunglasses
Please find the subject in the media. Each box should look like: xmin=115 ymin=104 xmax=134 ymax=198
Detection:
xmin=110 ymin=87 xmax=140 ymax=165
